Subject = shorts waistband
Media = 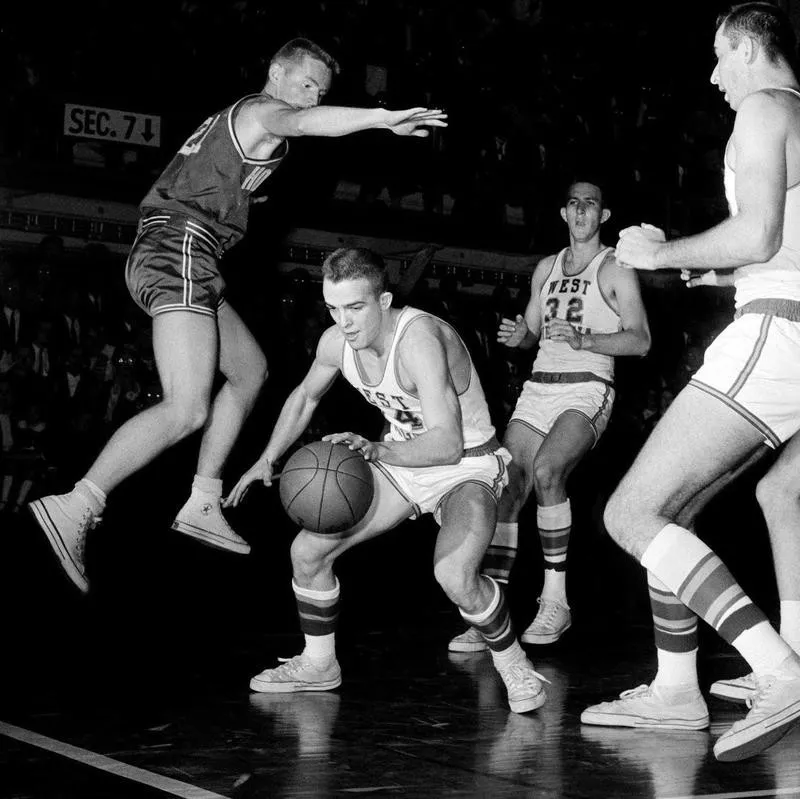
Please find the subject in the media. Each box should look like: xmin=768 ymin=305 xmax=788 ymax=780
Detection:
xmin=463 ymin=436 xmax=501 ymax=458
xmin=530 ymin=371 xmax=614 ymax=387
xmin=734 ymin=299 xmax=800 ymax=322
xmin=139 ymin=213 xmax=221 ymax=251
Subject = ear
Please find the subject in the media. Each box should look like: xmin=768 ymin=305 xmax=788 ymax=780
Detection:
xmin=601 ymin=208 xmax=611 ymax=224
xmin=560 ymin=207 xmax=567 ymax=223
xmin=268 ymin=61 xmax=284 ymax=85
xmin=742 ymin=35 xmax=757 ymax=64
xmin=379 ymin=291 xmax=393 ymax=310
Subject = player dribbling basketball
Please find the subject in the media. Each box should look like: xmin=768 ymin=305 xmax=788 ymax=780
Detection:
xmin=225 ymin=247 xmax=548 ymax=713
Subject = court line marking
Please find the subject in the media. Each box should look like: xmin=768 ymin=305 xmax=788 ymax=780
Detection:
xmin=0 ymin=720 xmax=230 ymax=799
xmin=666 ymin=788 xmax=800 ymax=799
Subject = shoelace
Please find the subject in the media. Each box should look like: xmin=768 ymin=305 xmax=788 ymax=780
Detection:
xmin=745 ymin=675 xmax=776 ymax=711
xmin=533 ymin=599 xmax=565 ymax=630
xmin=618 ymin=685 xmax=651 ymax=700
xmin=501 ymin=662 xmax=551 ymax=689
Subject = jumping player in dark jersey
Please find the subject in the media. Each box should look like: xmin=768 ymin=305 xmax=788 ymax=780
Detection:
xmin=29 ymin=38 xmax=448 ymax=593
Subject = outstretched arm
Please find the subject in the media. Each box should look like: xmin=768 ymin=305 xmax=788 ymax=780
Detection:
xmin=241 ymin=97 xmax=448 ymax=139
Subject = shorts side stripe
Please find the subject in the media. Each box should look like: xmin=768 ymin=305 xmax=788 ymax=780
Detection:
xmin=506 ymin=418 xmax=547 ymax=439
xmin=372 ymin=462 xmax=421 ymax=518
xmin=728 ymin=314 xmax=771 ymax=398
xmin=690 ymin=379 xmax=781 ymax=448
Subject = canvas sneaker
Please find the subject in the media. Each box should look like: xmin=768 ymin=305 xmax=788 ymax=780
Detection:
xmin=448 ymin=626 xmax=488 ymax=653
xmin=495 ymin=656 xmax=548 ymax=714
xmin=29 ymin=493 xmax=101 ymax=594
xmin=172 ymin=494 xmax=250 ymax=554
xmin=581 ymin=684 xmax=709 ymax=730
xmin=250 ymin=654 xmax=342 ymax=693
xmin=521 ymin=597 xmax=572 ymax=644
xmin=710 ymin=672 xmax=756 ymax=704
xmin=713 ymin=669 xmax=800 ymax=761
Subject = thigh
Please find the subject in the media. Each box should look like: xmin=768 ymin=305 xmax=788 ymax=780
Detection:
xmin=435 ymin=481 xmax=498 ymax=566
xmin=534 ymin=410 xmax=596 ymax=476
xmin=152 ymin=311 xmax=218 ymax=404
xmin=216 ymin=301 xmax=267 ymax=385
xmin=504 ymin=419 xmax=546 ymax=476
xmin=310 ymin=463 xmax=416 ymax=561
xmin=613 ymin=383 xmax=765 ymax=524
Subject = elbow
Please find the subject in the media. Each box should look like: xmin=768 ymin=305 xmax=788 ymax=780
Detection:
xmin=750 ymin=227 xmax=782 ymax=263
xmin=439 ymin=434 xmax=464 ymax=466
xmin=637 ymin=332 xmax=652 ymax=358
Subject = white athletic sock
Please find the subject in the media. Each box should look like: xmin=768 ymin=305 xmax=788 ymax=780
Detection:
xmin=780 ymin=600 xmax=800 ymax=655
xmin=490 ymin=639 xmax=527 ymax=669
xmin=76 ymin=479 xmax=106 ymax=513
xmin=192 ymin=474 xmax=222 ymax=498
xmin=303 ymin=633 xmax=336 ymax=666
xmin=732 ymin=621 xmax=796 ymax=677
xmin=653 ymin=648 xmax=699 ymax=689
xmin=541 ymin=570 xmax=567 ymax=603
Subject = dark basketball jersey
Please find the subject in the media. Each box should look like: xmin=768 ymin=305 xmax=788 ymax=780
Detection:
xmin=140 ymin=94 xmax=288 ymax=251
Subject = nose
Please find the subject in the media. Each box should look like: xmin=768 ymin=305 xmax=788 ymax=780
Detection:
xmin=710 ymin=65 xmax=719 ymax=86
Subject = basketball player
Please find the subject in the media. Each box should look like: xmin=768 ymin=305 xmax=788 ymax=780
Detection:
xmin=582 ymin=3 xmax=800 ymax=762
xmin=225 ymin=247 xmax=548 ymax=715
xmin=28 ymin=39 xmax=447 ymax=593
xmin=449 ymin=180 xmax=650 ymax=653
xmin=681 ymin=268 xmax=800 ymax=705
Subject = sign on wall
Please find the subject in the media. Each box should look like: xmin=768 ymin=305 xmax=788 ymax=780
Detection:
xmin=63 ymin=104 xmax=161 ymax=148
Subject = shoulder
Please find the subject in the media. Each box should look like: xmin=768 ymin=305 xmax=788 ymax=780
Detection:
xmin=316 ymin=324 xmax=345 ymax=365
xmin=236 ymin=94 xmax=293 ymax=122
xmin=531 ymin=253 xmax=557 ymax=287
xmin=401 ymin=313 xmax=444 ymax=347
xmin=735 ymin=89 xmax=795 ymax=132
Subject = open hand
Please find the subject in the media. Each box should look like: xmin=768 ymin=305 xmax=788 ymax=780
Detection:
xmin=222 ymin=458 xmax=274 ymax=508
xmin=497 ymin=314 xmax=529 ymax=347
xmin=323 ymin=432 xmax=381 ymax=461
xmin=383 ymin=108 xmax=448 ymax=138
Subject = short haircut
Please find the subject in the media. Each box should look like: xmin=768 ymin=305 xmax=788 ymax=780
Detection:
xmin=564 ymin=180 xmax=606 ymax=208
xmin=270 ymin=37 xmax=341 ymax=75
xmin=717 ymin=2 xmax=796 ymax=65
xmin=322 ymin=248 xmax=389 ymax=296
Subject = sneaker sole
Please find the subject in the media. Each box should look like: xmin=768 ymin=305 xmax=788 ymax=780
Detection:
xmin=28 ymin=501 xmax=89 ymax=594
xmin=713 ymin=698 xmax=800 ymax=761
xmin=709 ymin=682 xmax=753 ymax=704
xmin=448 ymin=641 xmax=489 ymax=653
xmin=249 ymin=676 xmax=342 ymax=693
xmin=521 ymin=621 xmax=571 ymax=645
xmin=509 ymin=688 xmax=547 ymax=714
xmin=171 ymin=519 xmax=251 ymax=555
xmin=580 ymin=710 xmax=710 ymax=731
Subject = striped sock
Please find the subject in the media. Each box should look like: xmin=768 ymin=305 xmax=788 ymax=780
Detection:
xmin=538 ymin=501 xmax=570 ymax=600
xmin=481 ymin=522 xmax=518 ymax=584
xmin=648 ymin=572 xmax=699 ymax=687
xmin=460 ymin=576 xmax=516 ymax=654
xmin=642 ymin=525 xmax=793 ymax=675
xmin=293 ymin=579 xmax=340 ymax=664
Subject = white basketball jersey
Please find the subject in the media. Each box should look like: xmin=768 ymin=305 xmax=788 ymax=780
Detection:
xmin=533 ymin=247 xmax=620 ymax=381
xmin=340 ymin=307 xmax=496 ymax=449
xmin=726 ymin=87 xmax=800 ymax=307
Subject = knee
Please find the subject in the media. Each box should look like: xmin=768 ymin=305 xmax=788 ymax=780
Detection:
xmin=532 ymin=457 xmax=563 ymax=497
xmin=602 ymin=489 xmax=630 ymax=547
xmin=163 ymin=396 xmax=209 ymax=439
xmin=433 ymin=555 xmax=476 ymax=605
xmin=290 ymin=533 xmax=334 ymax=582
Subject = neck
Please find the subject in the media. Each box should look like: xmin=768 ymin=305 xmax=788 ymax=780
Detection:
xmin=364 ymin=308 xmax=400 ymax=358
xmin=568 ymin=237 xmax=605 ymax=262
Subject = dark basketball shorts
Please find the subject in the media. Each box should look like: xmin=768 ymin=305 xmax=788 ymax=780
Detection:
xmin=124 ymin=214 xmax=227 ymax=318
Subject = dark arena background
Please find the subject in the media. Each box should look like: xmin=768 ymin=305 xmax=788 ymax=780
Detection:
xmin=2 ymin=1 xmax=800 ymax=797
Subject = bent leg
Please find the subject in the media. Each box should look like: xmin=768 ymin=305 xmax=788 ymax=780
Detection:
xmin=86 ymin=312 xmax=218 ymax=494
xmin=196 ymin=302 xmax=268 ymax=479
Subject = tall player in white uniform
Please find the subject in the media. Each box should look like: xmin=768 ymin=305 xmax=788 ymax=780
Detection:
xmin=450 ymin=181 xmax=650 ymax=652
xmin=225 ymin=247 xmax=548 ymax=714
xmin=583 ymin=2 xmax=800 ymax=762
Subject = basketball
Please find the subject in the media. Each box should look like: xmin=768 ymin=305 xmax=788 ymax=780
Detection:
xmin=279 ymin=441 xmax=375 ymax=534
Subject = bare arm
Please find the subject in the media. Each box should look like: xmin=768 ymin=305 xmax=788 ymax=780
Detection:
xmin=497 ymin=257 xmax=550 ymax=350
xmin=580 ymin=257 xmax=651 ymax=356
xmin=617 ymin=91 xmax=787 ymax=271
xmin=223 ymin=328 xmax=342 ymax=506
xmin=241 ymin=97 xmax=448 ymax=139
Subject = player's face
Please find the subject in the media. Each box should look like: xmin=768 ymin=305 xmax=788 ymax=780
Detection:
xmin=710 ymin=26 xmax=747 ymax=110
xmin=276 ymin=56 xmax=332 ymax=109
xmin=323 ymin=277 xmax=388 ymax=350
xmin=561 ymin=183 xmax=605 ymax=241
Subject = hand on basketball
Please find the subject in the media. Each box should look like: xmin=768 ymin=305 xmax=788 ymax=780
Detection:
xmin=546 ymin=318 xmax=583 ymax=349
xmin=323 ymin=432 xmax=380 ymax=461
xmin=616 ymin=224 xmax=666 ymax=271
xmin=383 ymin=108 xmax=448 ymax=138
xmin=222 ymin=458 xmax=274 ymax=508
xmin=497 ymin=314 xmax=528 ymax=347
